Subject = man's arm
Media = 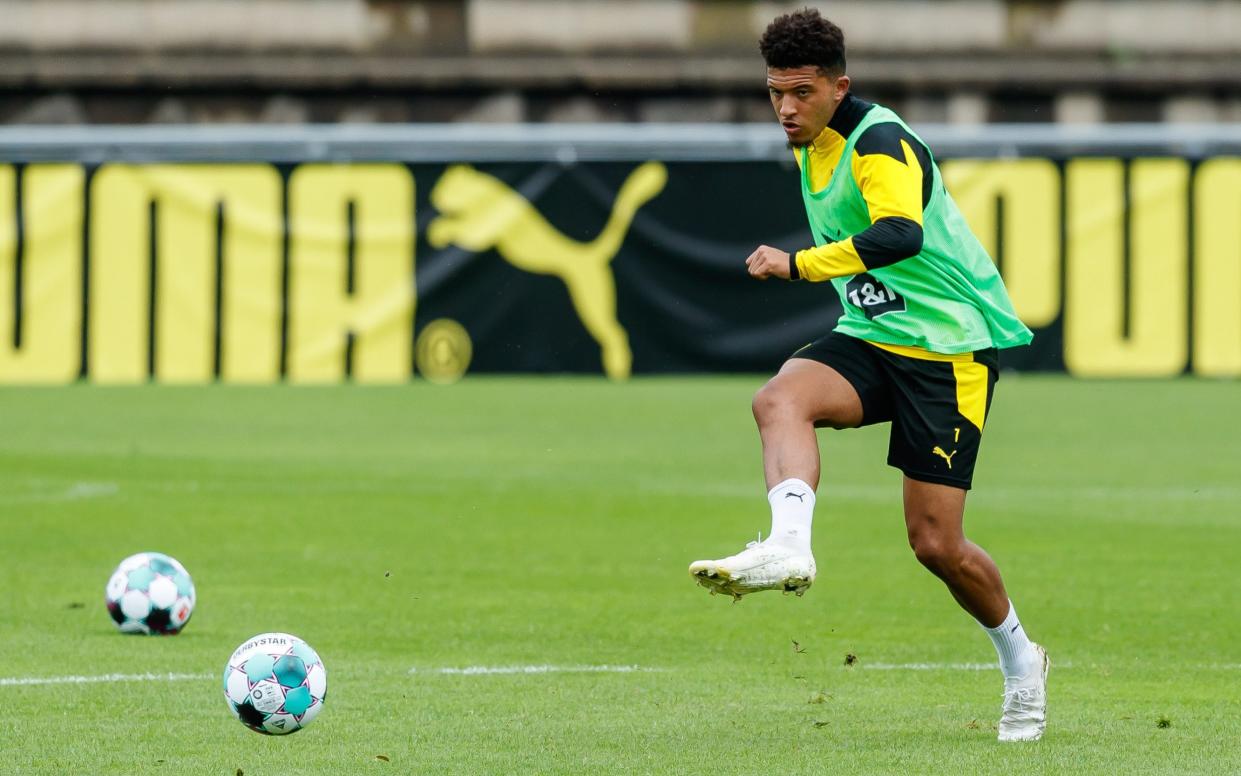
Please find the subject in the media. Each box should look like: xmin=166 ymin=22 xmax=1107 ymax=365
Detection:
xmin=770 ymin=122 xmax=930 ymax=282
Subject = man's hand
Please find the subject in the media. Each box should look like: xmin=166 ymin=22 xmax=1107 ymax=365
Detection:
xmin=745 ymin=245 xmax=792 ymax=280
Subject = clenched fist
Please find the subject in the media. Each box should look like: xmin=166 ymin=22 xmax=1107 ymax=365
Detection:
xmin=745 ymin=245 xmax=793 ymax=280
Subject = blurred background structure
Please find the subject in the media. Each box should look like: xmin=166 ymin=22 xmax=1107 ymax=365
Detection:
xmin=2 ymin=1 xmax=1239 ymax=385
xmin=3 ymin=0 xmax=1240 ymax=126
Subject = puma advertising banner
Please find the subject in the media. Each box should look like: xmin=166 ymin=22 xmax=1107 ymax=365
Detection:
xmin=0 ymin=157 xmax=1238 ymax=383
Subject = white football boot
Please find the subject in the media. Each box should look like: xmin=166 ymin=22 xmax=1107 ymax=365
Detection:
xmin=688 ymin=537 xmax=816 ymax=600
xmin=998 ymin=643 xmax=1049 ymax=742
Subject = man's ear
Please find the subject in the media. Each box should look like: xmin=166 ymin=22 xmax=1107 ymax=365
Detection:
xmin=834 ymin=75 xmax=851 ymax=101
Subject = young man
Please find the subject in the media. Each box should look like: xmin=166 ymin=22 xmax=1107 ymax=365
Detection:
xmin=688 ymin=9 xmax=1049 ymax=742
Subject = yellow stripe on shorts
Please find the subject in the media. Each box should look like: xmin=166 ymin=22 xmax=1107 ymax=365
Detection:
xmin=951 ymin=360 xmax=989 ymax=431
xmin=865 ymin=340 xmax=974 ymax=363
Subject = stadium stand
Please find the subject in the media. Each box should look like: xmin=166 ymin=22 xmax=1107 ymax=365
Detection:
xmin=1 ymin=0 xmax=1238 ymax=125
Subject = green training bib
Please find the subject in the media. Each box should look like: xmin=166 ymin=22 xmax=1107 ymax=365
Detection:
xmin=800 ymin=104 xmax=1033 ymax=353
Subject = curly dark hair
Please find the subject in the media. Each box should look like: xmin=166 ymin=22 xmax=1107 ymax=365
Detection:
xmin=759 ymin=7 xmax=846 ymax=75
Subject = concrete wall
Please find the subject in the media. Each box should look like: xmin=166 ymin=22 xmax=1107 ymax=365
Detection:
xmin=0 ymin=0 xmax=1237 ymax=124
xmin=5 ymin=0 xmax=1238 ymax=54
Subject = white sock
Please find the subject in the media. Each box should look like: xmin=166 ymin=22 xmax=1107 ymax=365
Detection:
xmin=982 ymin=601 xmax=1038 ymax=681
xmin=767 ymin=478 xmax=815 ymax=553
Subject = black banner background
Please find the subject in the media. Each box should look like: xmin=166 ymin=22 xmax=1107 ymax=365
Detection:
xmin=410 ymin=159 xmax=1053 ymax=376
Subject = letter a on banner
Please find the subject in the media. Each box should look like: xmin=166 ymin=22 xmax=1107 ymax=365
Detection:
xmin=287 ymin=165 xmax=414 ymax=383
xmin=0 ymin=165 xmax=84 ymax=384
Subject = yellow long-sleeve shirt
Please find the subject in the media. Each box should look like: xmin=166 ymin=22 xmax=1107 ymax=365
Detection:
xmin=792 ymin=94 xmax=932 ymax=282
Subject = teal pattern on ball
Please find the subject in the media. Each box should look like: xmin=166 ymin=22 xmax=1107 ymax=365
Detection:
xmin=273 ymin=656 xmax=307 ymax=688
xmin=148 ymin=554 xmax=177 ymax=575
xmin=173 ymin=571 xmax=194 ymax=597
xmin=244 ymin=653 xmax=276 ymax=683
xmin=126 ymin=566 xmax=156 ymax=592
xmin=282 ymin=686 xmax=313 ymax=716
xmin=292 ymin=641 xmax=320 ymax=667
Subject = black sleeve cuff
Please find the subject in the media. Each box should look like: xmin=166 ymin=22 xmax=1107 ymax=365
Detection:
xmin=789 ymin=252 xmax=801 ymax=281
xmin=853 ymin=217 xmax=923 ymax=269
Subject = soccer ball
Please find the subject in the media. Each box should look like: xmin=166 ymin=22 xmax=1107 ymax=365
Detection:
xmin=223 ymin=632 xmax=327 ymax=735
xmin=104 ymin=552 xmax=195 ymax=634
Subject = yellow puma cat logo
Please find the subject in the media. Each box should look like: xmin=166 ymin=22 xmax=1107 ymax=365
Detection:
xmin=932 ymin=446 xmax=958 ymax=469
xmin=428 ymin=161 xmax=668 ymax=379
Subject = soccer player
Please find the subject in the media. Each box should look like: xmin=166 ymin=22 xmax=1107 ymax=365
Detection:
xmin=688 ymin=9 xmax=1049 ymax=742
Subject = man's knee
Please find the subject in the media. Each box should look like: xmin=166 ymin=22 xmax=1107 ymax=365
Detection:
xmin=908 ymin=525 xmax=965 ymax=576
xmin=752 ymin=380 xmax=796 ymax=425
xmin=753 ymin=376 xmax=853 ymax=428
xmin=751 ymin=382 xmax=772 ymax=422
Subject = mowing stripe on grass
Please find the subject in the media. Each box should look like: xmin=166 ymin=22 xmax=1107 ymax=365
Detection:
xmin=862 ymin=662 xmax=997 ymax=671
xmin=1 ymin=481 xmax=120 ymax=503
xmin=409 ymin=664 xmax=656 ymax=676
xmin=0 ymin=672 xmax=211 ymax=687
xmin=862 ymin=661 xmax=1072 ymax=671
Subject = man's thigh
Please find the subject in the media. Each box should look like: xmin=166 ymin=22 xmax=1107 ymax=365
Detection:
xmin=783 ymin=332 xmax=894 ymax=428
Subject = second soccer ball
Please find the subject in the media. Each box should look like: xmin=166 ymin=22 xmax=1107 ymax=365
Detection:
xmin=223 ymin=632 xmax=327 ymax=735
xmin=104 ymin=552 xmax=195 ymax=635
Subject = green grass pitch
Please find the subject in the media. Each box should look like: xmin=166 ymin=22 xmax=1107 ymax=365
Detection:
xmin=1 ymin=377 xmax=1238 ymax=775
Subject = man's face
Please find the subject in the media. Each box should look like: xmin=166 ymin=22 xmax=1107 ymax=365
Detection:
xmin=767 ymin=66 xmax=849 ymax=148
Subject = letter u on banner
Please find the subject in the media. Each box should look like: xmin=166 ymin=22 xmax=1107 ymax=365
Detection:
xmin=287 ymin=165 xmax=415 ymax=384
xmin=1193 ymin=158 xmax=1241 ymax=378
xmin=1064 ymin=158 xmax=1189 ymax=377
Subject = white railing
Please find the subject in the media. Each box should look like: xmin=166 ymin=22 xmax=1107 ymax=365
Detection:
xmin=0 ymin=123 xmax=1238 ymax=163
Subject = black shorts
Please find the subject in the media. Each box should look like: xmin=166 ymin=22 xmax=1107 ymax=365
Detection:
xmin=792 ymin=332 xmax=999 ymax=490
